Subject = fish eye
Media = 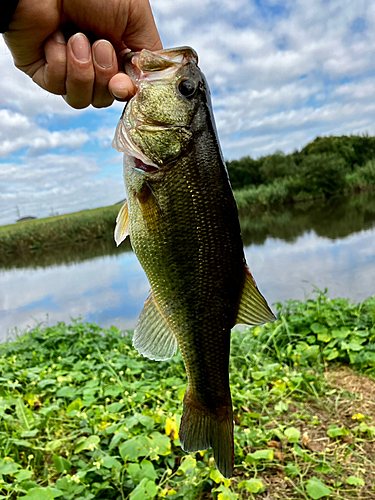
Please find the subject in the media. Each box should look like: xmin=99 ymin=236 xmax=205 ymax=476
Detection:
xmin=178 ymin=79 xmax=197 ymax=98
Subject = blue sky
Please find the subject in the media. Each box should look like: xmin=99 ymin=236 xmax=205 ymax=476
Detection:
xmin=1 ymin=0 xmax=375 ymax=225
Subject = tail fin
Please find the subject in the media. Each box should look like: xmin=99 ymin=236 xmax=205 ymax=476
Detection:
xmin=179 ymin=388 xmax=234 ymax=478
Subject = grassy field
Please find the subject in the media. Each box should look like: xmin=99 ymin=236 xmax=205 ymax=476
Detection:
xmin=0 ymin=204 xmax=122 ymax=263
xmin=1 ymin=290 xmax=374 ymax=499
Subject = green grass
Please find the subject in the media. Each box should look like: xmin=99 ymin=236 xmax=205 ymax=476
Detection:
xmin=1 ymin=291 xmax=374 ymax=499
xmin=0 ymin=204 xmax=122 ymax=262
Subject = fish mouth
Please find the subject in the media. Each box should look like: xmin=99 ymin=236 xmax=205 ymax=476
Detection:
xmin=124 ymin=47 xmax=198 ymax=84
xmin=112 ymin=100 xmax=159 ymax=171
xmin=112 ymin=47 xmax=198 ymax=172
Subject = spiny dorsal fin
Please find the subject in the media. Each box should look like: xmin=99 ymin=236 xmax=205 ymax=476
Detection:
xmin=133 ymin=291 xmax=178 ymax=361
xmin=114 ymin=201 xmax=129 ymax=247
xmin=235 ymin=267 xmax=276 ymax=326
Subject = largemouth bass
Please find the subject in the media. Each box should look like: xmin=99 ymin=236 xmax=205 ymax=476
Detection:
xmin=112 ymin=46 xmax=275 ymax=478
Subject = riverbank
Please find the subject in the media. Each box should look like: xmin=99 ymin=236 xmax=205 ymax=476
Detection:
xmin=1 ymin=181 xmax=374 ymax=265
xmin=0 ymin=204 xmax=123 ymax=262
xmin=234 ymin=166 xmax=375 ymax=211
xmin=1 ymin=291 xmax=374 ymax=499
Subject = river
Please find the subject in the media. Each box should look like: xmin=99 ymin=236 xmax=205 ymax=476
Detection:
xmin=1 ymin=193 xmax=375 ymax=341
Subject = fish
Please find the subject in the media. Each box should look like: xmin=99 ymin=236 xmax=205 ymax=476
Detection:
xmin=112 ymin=46 xmax=275 ymax=478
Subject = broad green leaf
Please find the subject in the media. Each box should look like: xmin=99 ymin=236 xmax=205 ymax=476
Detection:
xmin=0 ymin=458 xmax=20 ymax=475
xmin=23 ymin=487 xmax=55 ymax=500
xmin=325 ymin=348 xmax=339 ymax=360
xmin=305 ymin=477 xmax=331 ymax=499
xmin=284 ymin=464 xmax=300 ymax=477
xmin=52 ymin=455 xmax=72 ymax=473
xmin=284 ymin=427 xmax=301 ymax=443
xmin=119 ymin=436 xmax=149 ymax=460
xmin=345 ymin=476 xmax=364 ymax=486
xmin=38 ymin=379 xmax=56 ymax=388
xmin=74 ymin=435 xmax=100 ymax=453
xmin=317 ymin=331 xmax=331 ymax=342
xmin=14 ymin=469 xmax=33 ymax=481
xmin=149 ymin=431 xmax=171 ymax=456
xmin=179 ymin=456 xmax=197 ymax=474
xmin=275 ymin=401 xmax=288 ymax=413
xmin=102 ymin=456 xmax=122 ymax=469
xmin=332 ymin=327 xmax=351 ymax=339
xmin=343 ymin=341 xmax=363 ymax=351
xmin=238 ymin=478 xmax=264 ymax=493
xmin=315 ymin=464 xmax=334 ymax=474
xmin=129 ymin=477 xmax=157 ymax=500
xmin=327 ymin=426 xmax=349 ymax=438
xmin=56 ymin=387 xmax=77 ymax=399
xmin=106 ymin=402 xmax=125 ymax=413
xmin=215 ymin=485 xmax=238 ymax=500
xmin=109 ymin=431 xmax=128 ymax=450
xmin=246 ymin=449 xmax=274 ymax=462
xmin=66 ymin=399 xmax=82 ymax=413
xmin=16 ymin=398 xmax=34 ymax=431
xmin=310 ymin=323 xmax=325 ymax=334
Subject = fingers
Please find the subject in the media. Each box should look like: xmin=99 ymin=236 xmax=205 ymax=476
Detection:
xmin=64 ymin=34 xmax=122 ymax=109
xmin=125 ymin=0 xmax=163 ymax=52
xmin=64 ymin=33 xmax=94 ymax=109
xmin=92 ymin=40 xmax=117 ymax=108
xmin=30 ymin=29 xmax=67 ymax=95
xmin=109 ymin=72 xmax=137 ymax=101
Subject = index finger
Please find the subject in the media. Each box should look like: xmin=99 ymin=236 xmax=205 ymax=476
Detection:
xmin=122 ymin=0 xmax=163 ymax=52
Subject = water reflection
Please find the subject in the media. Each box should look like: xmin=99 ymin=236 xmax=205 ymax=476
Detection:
xmin=1 ymin=193 xmax=374 ymax=341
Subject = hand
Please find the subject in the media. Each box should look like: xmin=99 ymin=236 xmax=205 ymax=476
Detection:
xmin=3 ymin=0 xmax=162 ymax=109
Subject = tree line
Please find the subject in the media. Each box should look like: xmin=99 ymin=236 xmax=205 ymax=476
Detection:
xmin=226 ymin=134 xmax=375 ymax=197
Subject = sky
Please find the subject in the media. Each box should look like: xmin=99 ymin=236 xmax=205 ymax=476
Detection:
xmin=1 ymin=0 xmax=375 ymax=225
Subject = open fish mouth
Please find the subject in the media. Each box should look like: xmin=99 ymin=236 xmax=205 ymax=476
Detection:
xmin=112 ymin=47 xmax=198 ymax=173
xmin=112 ymin=102 xmax=157 ymax=170
xmin=124 ymin=47 xmax=198 ymax=83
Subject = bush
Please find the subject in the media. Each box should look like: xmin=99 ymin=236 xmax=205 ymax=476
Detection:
xmin=259 ymin=153 xmax=296 ymax=183
xmin=226 ymin=156 xmax=262 ymax=189
xmin=234 ymin=178 xmax=293 ymax=209
xmin=297 ymin=153 xmax=347 ymax=196
xmin=350 ymin=159 xmax=375 ymax=186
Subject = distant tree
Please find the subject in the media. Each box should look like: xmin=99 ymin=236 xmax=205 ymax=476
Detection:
xmin=298 ymin=153 xmax=347 ymax=196
xmin=259 ymin=153 xmax=296 ymax=183
xmin=226 ymin=156 xmax=262 ymax=189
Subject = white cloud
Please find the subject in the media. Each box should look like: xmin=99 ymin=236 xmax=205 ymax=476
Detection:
xmin=0 ymin=109 xmax=89 ymax=156
xmin=0 ymin=153 xmax=125 ymax=225
xmin=1 ymin=0 xmax=375 ymax=219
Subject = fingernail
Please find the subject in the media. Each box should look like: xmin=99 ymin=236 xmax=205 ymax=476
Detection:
xmin=93 ymin=40 xmax=113 ymax=69
xmin=110 ymin=85 xmax=129 ymax=100
xmin=71 ymin=33 xmax=90 ymax=62
xmin=53 ymin=30 xmax=66 ymax=44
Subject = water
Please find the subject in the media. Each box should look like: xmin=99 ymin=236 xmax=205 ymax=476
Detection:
xmin=1 ymin=193 xmax=375 ymax=342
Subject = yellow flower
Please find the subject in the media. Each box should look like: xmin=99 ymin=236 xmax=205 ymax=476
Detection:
xmin=352 ymin=413 xmax=365 ymax=420
xmin=165 ymin=417 xmax=177 ymax=437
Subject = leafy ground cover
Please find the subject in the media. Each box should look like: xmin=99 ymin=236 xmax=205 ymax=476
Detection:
xmin=0 ymin=291 xmax=374 ymax=499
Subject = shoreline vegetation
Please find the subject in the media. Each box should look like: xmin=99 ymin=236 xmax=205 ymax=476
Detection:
xmin=1 ymin=134 xmax=375 ymax=261
xmin=1 ymin=291 xmax=374 ymax=499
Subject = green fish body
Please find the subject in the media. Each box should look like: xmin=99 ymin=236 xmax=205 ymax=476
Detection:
xmin=112 ymin=47 xmax=275 ymax=478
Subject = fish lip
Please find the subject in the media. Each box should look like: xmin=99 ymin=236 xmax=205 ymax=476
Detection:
xmin=113 ymin=47 xmax=199 ymax=171
xmin=124 ymin=47 xmax=198 ymax=86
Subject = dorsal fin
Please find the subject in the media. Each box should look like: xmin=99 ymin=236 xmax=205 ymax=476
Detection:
xmin=235 ymin=267 xmax=276 ymax=326
xmin=114 ymin=201 xmax=129 ymax=246
xmin=133 ymin=291 xmax=178 ymax=361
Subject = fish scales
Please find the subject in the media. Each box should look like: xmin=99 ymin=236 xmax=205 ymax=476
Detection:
xmin=112 ymin=46 xmax=275 ymax=478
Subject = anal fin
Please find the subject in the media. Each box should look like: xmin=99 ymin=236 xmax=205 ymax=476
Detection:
xmin=235 ymin=267 xmax=276 ymax=326
xmin=133 ymin=291 xmax=178 ymax=361
xmin=114 ymin=201 xmax=129 ymax=246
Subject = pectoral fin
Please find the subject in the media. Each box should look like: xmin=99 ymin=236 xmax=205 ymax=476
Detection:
xmin=235 ymin=268 xmax=276 ymax=326
xmin=114 ymin=201 xmax=129 ymax=246
xmin=133 ymin=291 xmax=178 ymax=361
